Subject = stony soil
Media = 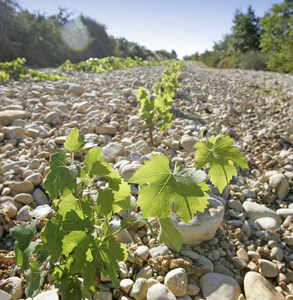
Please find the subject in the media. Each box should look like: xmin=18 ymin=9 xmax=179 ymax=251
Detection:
xmin=0 ymin=61 xmax=293 ymax=300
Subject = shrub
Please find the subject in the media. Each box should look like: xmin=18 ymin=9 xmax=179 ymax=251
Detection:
xmin=240 ymin=51 xmax=268 ymax=70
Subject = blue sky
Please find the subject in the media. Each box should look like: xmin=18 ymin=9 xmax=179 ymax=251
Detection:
xmin=18 ymin=0 xmax=280 ymax=59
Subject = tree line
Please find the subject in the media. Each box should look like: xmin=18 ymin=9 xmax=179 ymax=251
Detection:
xmin=184 ymin=0 xmax=293 ymax=74
xmin=0 ymin=0 xmax=177 ymax=67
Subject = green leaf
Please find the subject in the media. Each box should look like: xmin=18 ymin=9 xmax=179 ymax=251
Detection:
xmin=10 ymin=220 xmax=37 ymax=251
xmin=58 ymin=189 xmax=93 ymax=218
xmin=25 ymin=260 xmax=45 ymax=297
xmin=158 ymin=217 xmax=183 ymax=252
xmin=62 ymin=231 xmax=87 ymax=257
xmin=54 ymin=265 xmax=83 ymax=300
xmin=41 ymin=214 xmax=64 ymax=263
xmin=64 ymin=127 xmax=86 ymax=153
xmin=85 ymin=147 xmax=122 ymax=189
xmin=14 ymin=241 xmax=39 ymax=272
xmin=44 ymin=152 xmax=77 ymax=199
xmin=194 ymin=134 xmax=248 ymax=193
xmin=129 ymin=154 xmax=209 ymax=224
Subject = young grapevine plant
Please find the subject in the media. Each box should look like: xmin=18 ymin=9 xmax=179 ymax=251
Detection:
xmin=10 ymin=130 xmax=247 ymax=297
xmin=136 ymin=61 xmax=185 ymax=146
xmin=0 ymin=58 xmax=68 ymax=82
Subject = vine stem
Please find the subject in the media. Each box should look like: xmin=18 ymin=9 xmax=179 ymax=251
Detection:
xmin=149 ymin=125 xmax=154 ymax=147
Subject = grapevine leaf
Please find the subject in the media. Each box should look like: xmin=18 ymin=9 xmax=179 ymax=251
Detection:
xmin=25 ymin=260 xmax=45 ymax=297
xmin=62 ymin=210 xmax=94 ymax=235
xmin=41 ymin=214 xmax=64 ymax=263
xmin=84 ymin=147 xmax=102 ymax=174
xmin=58 ymin=189 xmax=93 ymax=218
xmin=85 ymin=147 xmax=122 ymax=189
xmin=129 ymin=154 xmax=208 ymax=223
xmin=44 ymin=152 xmax=77 ymax=199
xmin=75 ymin=236 xmax=127 ymax=290
xmin=96 ymin=180 xmax=131 ymax=218
xmin=112 ymin=180 xmax=131 ymax=212
xmin=158 ymin=111 xmax=174 ymax=131
xmin=62 ymin=231 xmax=87 ymax=257
xmin=158 ymin=217 xmax=183 ymax=252
xmin=96 ymin=189 xmax=116 ymax=219
xmin=64 ymin=127 xmax=86 ymax=153
xmin=10 ymin=220 xmax=37 ymax=251
xmin=14 ymin=241 xmax=38 ymax=272
xmin=54 ymin=265 xmax=83 ymax=300
xmin=194 ymin=134 xmax=248 ymax=193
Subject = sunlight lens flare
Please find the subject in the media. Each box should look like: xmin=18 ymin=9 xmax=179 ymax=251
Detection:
xmin=61 ymin=17 xmax=90 ymax=51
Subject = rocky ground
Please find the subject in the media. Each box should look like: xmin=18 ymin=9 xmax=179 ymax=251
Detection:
xmin=0 ymin=61 xmax=292 ymax=300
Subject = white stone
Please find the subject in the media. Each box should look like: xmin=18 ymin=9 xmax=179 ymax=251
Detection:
xmin=258 ymin=259 xmax=278 ymax=278
xmin=199 ymin=272 xmax=241 ymax=300
xmin=1 ymin=276 xmax=24 ymax=300
xmin=16 ymin=206 xmax=33 ymax=222
xmin=271 ymin=247 xmax=284 ymax=262
xmin=277 ymin=209 xmax=293 ymax=218
xmin=14 ymin=193 xmax=34 ymax=205
xmin=269 ymin=173 xmax=290 ymax=200
xmin=255 ymin=217 xmax=280 ymax=232
xmin=244 ymin=271 xmax=285 ymax=300
xmin=149 ymin=245 xmax=169 ymax=258
xmin=0 ymin=110 xmax=29 ymax=126
xmin=101 ymin=143 xmax=125 ymax=163
xmin=121 ymin=164 xmax=140 ymax=182
xmin=130 ymin=278 xmax=148 ymax=300
xmin=243 ymin=201 xmax=282 ymax=224
xmin=171 ymin=196 xmax=224 ymax=245
xmin=119 ymin=279 xmax=134 ymax=294
xmin=147 ymin=284 xmax=176 ymax=300
xmin=164 ymin=268 xmax=187 ymax=297
xmin=29 ymin=289 xmax=59 ymax=300
xmin=180 ymin=136 xmax=197 ymax=152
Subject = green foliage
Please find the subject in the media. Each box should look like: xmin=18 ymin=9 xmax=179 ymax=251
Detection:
xmin=11 ymin=127 xmax=247 ymax=299
xmin=58 ymin=56 xmax=172 ymax=73
xmin=136 ymin=61 xmax=185 ymax=144
xmin=239 ymin=50 xmax=268 ymax=70
xmin=229 ymin=5 xmax=261 ymax=53
xmin=129 ymin=154 xmax=209 ymax=251
xmin=0 ymin=58 xmax=68 ymax=82
xmin=194 ymin=134 xmax=248 ymax=193
xmin=260 ymin=0 xmax=293 ymax=73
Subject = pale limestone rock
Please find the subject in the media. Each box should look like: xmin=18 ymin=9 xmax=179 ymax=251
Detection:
xmin=119 ymin=279 xmax=134 ymax=294
xmin=255 ymin=217 xmax=280 ymax=232
xmin=14 ymin=193 xmax=34 ymax=205
xmin=164 ymin=268 xmax=187 ymax=297
xmin=147 ymin=284 xmax=176 ymax=300
xmin=258 ymin=259 xmax=278 ymax=278
xmin=243 ymin=201 xmax=282 ymax=224
xmin=0 ymin=110 xmax=29 ymax=126
xmin=269 ymin=173 xmax=290 ymax=200
xmin=199 ymin=273 xmax=241 ymax=300
xmin=130 ymin=278 xmax=148 ymax=300
xmin=171 ymin=196 xmax=224 ymax=245
xmin=244 ymin=271 xmax=285 ymax=300
xmin=101 ymin=143 xmax=125 ymax=163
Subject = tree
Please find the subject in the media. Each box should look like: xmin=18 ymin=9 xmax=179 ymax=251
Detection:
xmin=171 ymin=49 xmax=177 ymax=59
xmin=229 ymin=5 xmax=261 ymax=53
xmin=260 ymin=0 xmax=293 ymax=73
xmin=213 ymin=33 xmax=231 ymax=52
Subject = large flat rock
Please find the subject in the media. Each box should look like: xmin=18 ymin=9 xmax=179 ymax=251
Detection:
xmin=0 ymin=110 xmax=29 ymax=126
